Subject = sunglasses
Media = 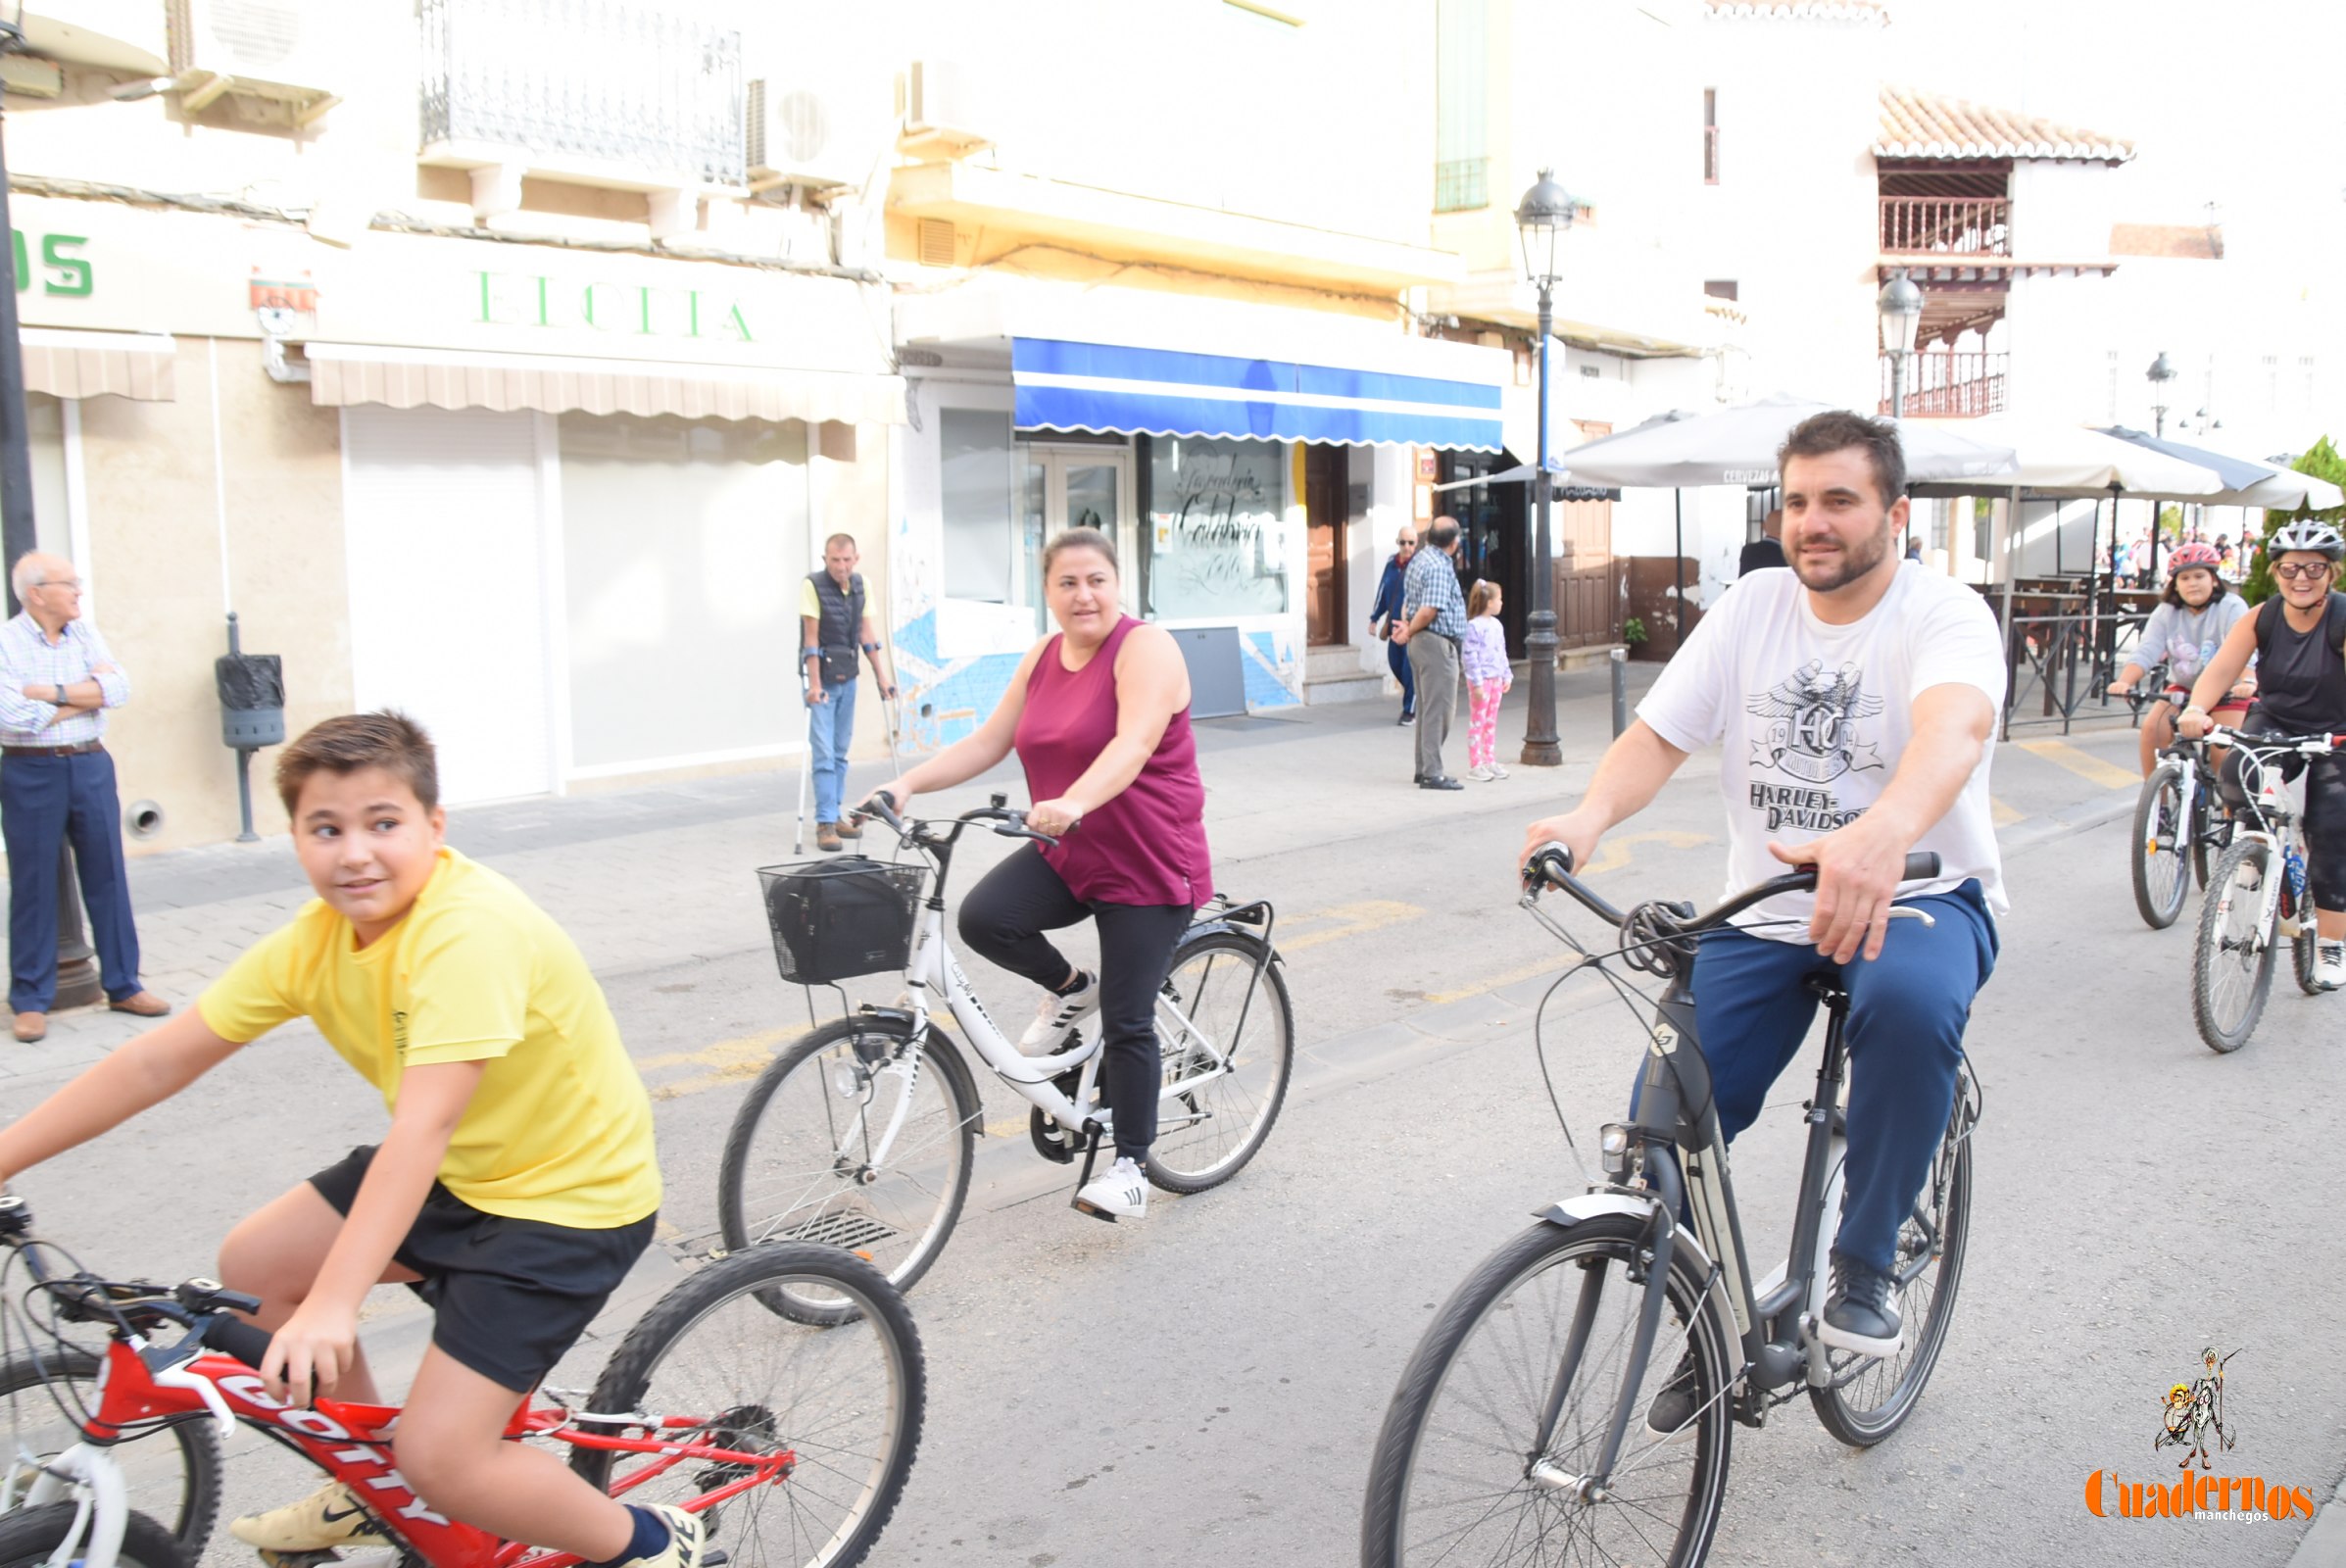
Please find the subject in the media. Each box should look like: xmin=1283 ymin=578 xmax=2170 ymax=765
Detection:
xmin=2273 ymin=562 xmax=2335 ymax=581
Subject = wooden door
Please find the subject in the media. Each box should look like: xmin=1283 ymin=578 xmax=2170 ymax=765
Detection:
xmin=1303 ymin=444 xmax=1347 ymax=645
xmin=1555 ymin=419 xmax=1618 ymax=649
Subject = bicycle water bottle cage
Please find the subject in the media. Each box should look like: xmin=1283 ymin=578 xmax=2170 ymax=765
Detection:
xmin=1622 ymin=900 xmax=1698 ymax=979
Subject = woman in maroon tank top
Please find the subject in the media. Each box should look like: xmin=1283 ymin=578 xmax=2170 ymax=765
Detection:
xmin=863 ymin=528 xmax=1212 ymax=1220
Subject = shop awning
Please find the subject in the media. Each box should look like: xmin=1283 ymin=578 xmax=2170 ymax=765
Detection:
xmin=1010 ymin=337 xmax=1503 ymax=450
xmin=303 ymin=343 xmax=906 ymax=425
xmin=20 ymin=329 xmax=175 ymax=401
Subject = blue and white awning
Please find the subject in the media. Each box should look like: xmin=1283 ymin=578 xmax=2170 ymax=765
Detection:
xmin=1012 ymin=337 xmax=1503 ymax=451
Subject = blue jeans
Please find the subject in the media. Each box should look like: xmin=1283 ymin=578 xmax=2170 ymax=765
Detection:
xmin=2 ymin=749 xmax=144 ymax=1011
xmin=1386 ymin=635 xmax=1415 ymax=717
xmin=808 ymin=676 xmax=857 ymax=825
xmin=1683 ymin=880 xmax=1996 ymax=1275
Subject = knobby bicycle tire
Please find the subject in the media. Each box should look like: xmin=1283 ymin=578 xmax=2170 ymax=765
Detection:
xmin=0 ymin=1348 xmax=221 ymax=1558
xmin=571 ymin=1245 xmax=924 ymax=1568
xmin=2129 ymin=762 xmax=2190 ymax=929
xmin=717 ymin=1017 xmax=977 ymax=1324
xmin=1144 ymin=929 xmax=1295 ymax=1196
xmin=0 ymin=1502 xmax=185 ymax=1568
xmin=2193 ymin=838 xmax=2275 ymax=1054
xmin=1809 ymin=1093 xmax=1974 ymax=1446
xmin=1360 ymin=1213 xmax=1735 ymax=1568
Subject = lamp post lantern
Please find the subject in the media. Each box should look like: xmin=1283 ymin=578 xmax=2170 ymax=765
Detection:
xmin=1877 ymin=269 xmax=1923 ymax=417
xmin=2146 ymin=350 xmax=2176 ymax=437
xmin=1515 ymin=167 xmax=1578 ymax=768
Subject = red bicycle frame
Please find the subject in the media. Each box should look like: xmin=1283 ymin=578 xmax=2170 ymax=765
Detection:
xmin=83 ymin=1337 xmax=793 ymax=1568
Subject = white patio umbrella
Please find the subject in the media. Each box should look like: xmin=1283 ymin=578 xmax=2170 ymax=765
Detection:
xmin=2223 ymin=467 xmax=2344 ymax=512
xmin=1556 ymin=392 xmax=2019 ymax=488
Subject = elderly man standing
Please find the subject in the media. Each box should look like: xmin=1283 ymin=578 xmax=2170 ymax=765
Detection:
xmin=0 ymin=553 xmax=168 ymax=1042
xmin=1391 ymin=515 xmax=1468 ymax=790
xmin=1366 ymin=524 xmax=1419 ymax=726
xmin=801 ymin=533 xmax=898 ymax=853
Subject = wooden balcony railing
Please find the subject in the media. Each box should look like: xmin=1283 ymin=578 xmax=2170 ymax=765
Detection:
xmin=1879 ymin=196 xmax=2012 ymax=257
xmin=1881 ymin=351 xmax=2009 ymax=417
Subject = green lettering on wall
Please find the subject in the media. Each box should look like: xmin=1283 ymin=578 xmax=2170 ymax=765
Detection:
xmin=535 ymin=275 xmax=551 ymax=327
xmin=638 ymin=285 xmax=654 ymax=334
xmin=722 ymin=302 xmax=752 ymax=343
xmin=41 ymin=236 xmax=91 ymax=298
xmin=9 ymin=229 xmax=24 ymax=294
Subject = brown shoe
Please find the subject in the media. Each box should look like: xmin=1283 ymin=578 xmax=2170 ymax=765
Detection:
xmin=832 ymin=817 xmax=862 ymax=839
xmin=816 ymin=823 xmax=844 ymax=853
xmin=108 ymin=991 xmax=171 ymax=1018
xmin=11 ymin=1011 xmax=45 ymax=1044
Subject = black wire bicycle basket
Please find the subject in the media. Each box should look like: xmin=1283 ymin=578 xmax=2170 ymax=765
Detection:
xmin=758 ymin=858 xmax=925 ymax=986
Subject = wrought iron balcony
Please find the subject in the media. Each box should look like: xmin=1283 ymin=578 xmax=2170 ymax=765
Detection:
xmin=1879 ymin=196 xmax=2011 ymax=257
xmin=419 ymin=0 xmax=745 ymax=187
xmin=1881 ymin=350 xmax=2009 ymax=417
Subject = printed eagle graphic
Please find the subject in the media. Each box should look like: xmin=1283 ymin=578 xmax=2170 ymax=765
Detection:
xmin=1746 ymin=660 xmax=1886 ymax=782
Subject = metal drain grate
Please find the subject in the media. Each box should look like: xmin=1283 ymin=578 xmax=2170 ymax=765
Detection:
xmin=781 ymin=1210 xmax=901 ymax=1250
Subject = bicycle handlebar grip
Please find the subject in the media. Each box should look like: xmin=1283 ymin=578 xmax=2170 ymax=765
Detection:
xmin=1901 ymin=852 xmax=1941 ymax=881
xmin=199 ymin=1314 xmax=273 ymax=1370
xmin=1523 ymin=842 xmax=1575 ymax=889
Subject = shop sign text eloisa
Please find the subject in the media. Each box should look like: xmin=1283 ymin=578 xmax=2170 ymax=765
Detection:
xmin=472 ymin=270 xmax=754 ymax=344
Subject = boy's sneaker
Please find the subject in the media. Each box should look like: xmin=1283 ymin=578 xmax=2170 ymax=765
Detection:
xmin=1018 ymin=971 xmax=1099 ymax=1055
xmin=1818 ymin=1254 xmax=1902 ymax=1356
xmin=229 ymin=1481 xmax=390 ymax=1552
xmin=2317 ymin=940 xmax=2346 ymax=992
xmin=612 ymin=1504 xmax=706 ymax=1568
xmin=1072 ymin=1155 xmax=1149 ymax=1221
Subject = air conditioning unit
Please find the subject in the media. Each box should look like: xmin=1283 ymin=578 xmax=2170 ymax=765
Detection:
xmin=166 ymin=0 xmax=338 ymax=120
xmin=746 ymin=75 xmax=892 ymax=191
xmin=899 ymin=59 xmax=991 ymax=161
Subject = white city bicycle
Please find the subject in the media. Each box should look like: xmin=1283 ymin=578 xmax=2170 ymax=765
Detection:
xmin=718 ymin=795 xmax=1292 ymax=1322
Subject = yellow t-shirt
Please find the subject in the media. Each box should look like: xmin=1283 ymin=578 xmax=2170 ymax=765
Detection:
xmin=198 ymin=849 xmax=659 ymax=1230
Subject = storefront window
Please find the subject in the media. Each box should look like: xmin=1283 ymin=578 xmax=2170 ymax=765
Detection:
xmin=941 ymin=409 xmax=1015 ymax=603
xmin=1146 ymin=436 xmax=1289 ymax=620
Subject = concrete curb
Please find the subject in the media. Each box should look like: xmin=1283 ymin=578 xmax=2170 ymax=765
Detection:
xmin=2289 ymin=1471 xmax=2346 ymax=1567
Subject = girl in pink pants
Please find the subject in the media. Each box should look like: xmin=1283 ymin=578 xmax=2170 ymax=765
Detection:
xmin=1461 ymin=580 xmax=1512 ymax=781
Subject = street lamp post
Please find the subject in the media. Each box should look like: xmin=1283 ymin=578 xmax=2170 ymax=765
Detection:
xmin=1515 ymin=167 xmax=1578 ymax=768
xmin=2145 ymin=351 xmax=2177 ymax=582
xmin=1877 ymin=269 xmax=1923 ymax=418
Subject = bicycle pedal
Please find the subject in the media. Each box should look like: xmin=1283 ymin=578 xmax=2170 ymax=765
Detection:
xmin=1069 ymin=1194 xmax=1121 ymax=1224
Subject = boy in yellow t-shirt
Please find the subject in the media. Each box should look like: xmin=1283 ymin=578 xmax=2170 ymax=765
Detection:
xmin=0 ymin=712 xmax=700 ymax=1568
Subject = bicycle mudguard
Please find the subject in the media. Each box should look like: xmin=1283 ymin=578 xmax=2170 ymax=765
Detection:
xmin=1536 ymin=1194 xmax=1743 ymax=1367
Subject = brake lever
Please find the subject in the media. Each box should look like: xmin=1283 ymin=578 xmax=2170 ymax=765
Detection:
xmin=1887 ymin=906 xmax=1936 ymax=929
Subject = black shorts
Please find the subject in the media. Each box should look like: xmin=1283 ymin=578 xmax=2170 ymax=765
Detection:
xmin=309 ymin=1146 xmax=657 ymax=1393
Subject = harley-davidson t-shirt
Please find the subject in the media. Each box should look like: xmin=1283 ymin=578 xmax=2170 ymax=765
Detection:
xmin=1637 ymin=561 xmax=2009 ymax=941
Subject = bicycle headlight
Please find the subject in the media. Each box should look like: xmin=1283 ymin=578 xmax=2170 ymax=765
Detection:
xmin=1599 ymin=1122 xmax=1634 ymax=1180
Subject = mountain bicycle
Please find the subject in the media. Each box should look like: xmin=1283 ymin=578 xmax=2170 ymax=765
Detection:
xmin=2190 ymin=725 xmax=2346 ymax=1052
xmin=0 ymin=1195 xmax=922 ymax=1568
xmin=1359 ymin=846 xmax=1979 ymax=1568
xmin=2127 ymin=688 xmax=2235 ymax=929
xmin=720 ymin=794 xmax=1291 ymax=1321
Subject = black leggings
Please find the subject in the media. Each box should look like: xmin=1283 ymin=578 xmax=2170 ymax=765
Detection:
xmin=958 ymin=849 xmax=1194 ymax=1159
xmin=2219 ymin=713 xmax=2346 ymax=914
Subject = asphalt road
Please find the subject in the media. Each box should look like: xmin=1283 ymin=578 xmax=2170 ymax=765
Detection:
xmin=5 ymin=700 xmax=2341 ymax=1568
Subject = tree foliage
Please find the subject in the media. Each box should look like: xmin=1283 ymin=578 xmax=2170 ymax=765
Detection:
xmin=2241 ymin=436 xmax=2346 ymax=605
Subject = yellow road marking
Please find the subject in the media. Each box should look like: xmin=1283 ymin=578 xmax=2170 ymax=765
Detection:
xmin=1990 ymin=797 xmax=2025 ymax=827
xmin=1278 ymin=899 xmax=1425 ymax=953
xmin=2015 ymin=738 xmax=2139 ymax=791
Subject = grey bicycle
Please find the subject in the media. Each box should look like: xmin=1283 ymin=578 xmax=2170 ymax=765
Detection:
xmin=1360 ymin=846 xmax=1979 ymax=1568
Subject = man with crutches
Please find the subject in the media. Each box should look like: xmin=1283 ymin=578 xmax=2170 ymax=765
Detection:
xmin=801 ymin=533 xmax=897 ymax=853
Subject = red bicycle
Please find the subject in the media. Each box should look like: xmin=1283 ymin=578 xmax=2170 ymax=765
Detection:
xmin=0 ymin=1196 xmax=922 ymax=1568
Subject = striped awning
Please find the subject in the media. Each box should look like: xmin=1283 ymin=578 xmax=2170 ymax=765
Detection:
xmin=1011 ymin=337 xmax=1503 ymax=450
xmin=20 ymin=329 xmax=175 ymax=401
xmin=303 ymin=342 xmax=906 ymax=425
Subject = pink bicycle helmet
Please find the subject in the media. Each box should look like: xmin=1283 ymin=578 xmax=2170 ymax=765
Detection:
xmin=2166 ymin=542 xmax=2222 ymax=576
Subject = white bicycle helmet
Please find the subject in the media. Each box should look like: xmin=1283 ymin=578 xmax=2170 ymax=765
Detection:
xmin=2269 ymin=517 xmax=2344 ymax=560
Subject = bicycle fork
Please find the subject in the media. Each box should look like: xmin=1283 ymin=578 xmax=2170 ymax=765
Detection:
xmin=1525 ymin=1151 xmax=1687 ymax=1500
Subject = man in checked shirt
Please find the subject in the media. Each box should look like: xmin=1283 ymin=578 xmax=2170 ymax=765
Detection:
xmin=0 ymin=553 xmax=168 ymax=1042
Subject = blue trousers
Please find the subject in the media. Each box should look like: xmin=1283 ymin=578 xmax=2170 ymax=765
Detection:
xmin=808 ymin=676 xmax=858 ymax=825
xmin=1684 ymin=881 xmax=1996 ymax=1275
xmin=1387 ymin=636 xmax=1415 ymax=717
xmin=2 ymin=749 xmax=144 ymax=1011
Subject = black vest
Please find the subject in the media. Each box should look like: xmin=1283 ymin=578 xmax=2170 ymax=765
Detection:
xmin=2252 ymin=591 xmax=2346 ymax=734
xmin=808 ymin=570 xmax=865 ymax=684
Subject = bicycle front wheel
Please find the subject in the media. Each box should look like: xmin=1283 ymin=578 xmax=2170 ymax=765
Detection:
xmin=1143 ymin=930 xmax=1294 ymax=1194
xmin=718 ymin=1018 xmax=976 ymax=1324
xmin=1360 ymin=1214 xmax=1735 ymax=1568
xmin=0 ymin=1348 xmax=221 ymax=1557
xmin=1810 ymin=1078 xmax=1975 ymax=1446
xmin=0 ymin=1503 xmax=185 ymax=1568
xmin=2129 ymin=762 xmax=2190 ymax=929
xmin=571 ymin=1245 xmax=923 ymax=1568
xmin=2193 ymin=838 xmax=2276 ymax=1053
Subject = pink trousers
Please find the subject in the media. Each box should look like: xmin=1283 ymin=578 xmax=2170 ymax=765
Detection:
xmin=1468 ymin=681 xmax=1504 ymax=769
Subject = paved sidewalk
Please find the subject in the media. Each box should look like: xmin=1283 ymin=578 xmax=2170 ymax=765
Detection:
xmin=0 ymin=661 xmax=2154 ymax=1085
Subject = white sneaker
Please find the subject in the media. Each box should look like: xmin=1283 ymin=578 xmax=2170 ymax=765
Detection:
xmin=1465 ymin=764 xmax=1494 ymax=782
xmin=1491 ymin=762 xmax=1510 ymax=779
xmin=2318 ymin=941 xmax=2346 ymax=992
xmin=1018 ymin=971 xmax=1100 ymax=1055
xmin=1073 ymin=1155 xmax=1149 ymax=1222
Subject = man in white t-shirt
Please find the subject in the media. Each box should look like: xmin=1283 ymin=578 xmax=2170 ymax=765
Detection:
xmin=1521 ymin=410 xmax=2004 ymax=1366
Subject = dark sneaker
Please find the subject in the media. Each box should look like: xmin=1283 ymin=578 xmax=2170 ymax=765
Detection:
xmin=1419 ymin=775 xmax=1465 ymax=792
xmin=1645 ymin=1347 xmax=1699 ymax=1436
xmin=1819 ymin=1253 xmax=1902 ymax=1356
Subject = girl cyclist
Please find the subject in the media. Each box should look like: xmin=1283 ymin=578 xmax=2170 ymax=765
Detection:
xmin=2108 ymin=541 xmax=2255 ymax=777
xmin=2180 ymin=518 xmax=2346 ymax=990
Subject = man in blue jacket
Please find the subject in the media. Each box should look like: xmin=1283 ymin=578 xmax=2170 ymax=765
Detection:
xmin=1367 ymin=525 xmax=1418 ymax=726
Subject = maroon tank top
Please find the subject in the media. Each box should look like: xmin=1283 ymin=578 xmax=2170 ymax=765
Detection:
xmin=1014 ymin=615 xmax=1213 ymax=908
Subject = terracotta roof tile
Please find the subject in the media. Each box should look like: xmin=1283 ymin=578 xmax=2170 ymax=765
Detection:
xmin=2110 ymin=223 xmax=2224 ymax=260
xmin=1877 ymin=86 xmax=2133 ymax=163
xmin=1704 ymin=0 xmax=1887 ymax=19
